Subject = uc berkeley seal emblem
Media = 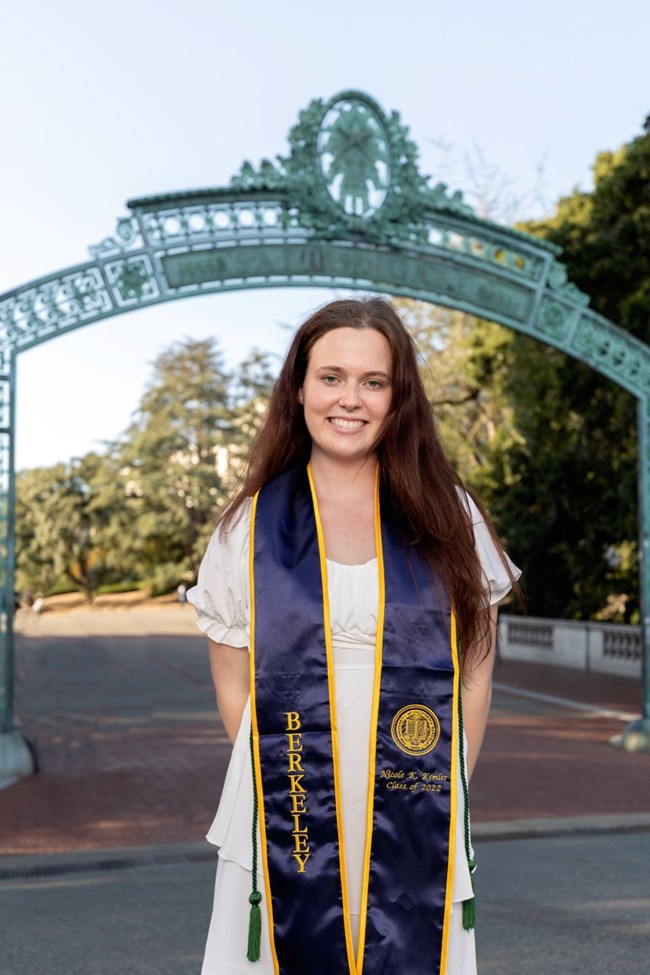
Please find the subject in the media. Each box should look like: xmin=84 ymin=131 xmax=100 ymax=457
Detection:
xmin=391 ymin=704 xmax=441 ymax=756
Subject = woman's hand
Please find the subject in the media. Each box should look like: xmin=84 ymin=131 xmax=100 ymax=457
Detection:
xmin=461 ymin=604 xmax=498 ymax=781
xmin=208 ymin=640 xmax=250 ymax=744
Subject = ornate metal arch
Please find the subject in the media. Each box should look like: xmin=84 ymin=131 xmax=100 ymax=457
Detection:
xmin=1 ymin=90 xmax=648 ymax=769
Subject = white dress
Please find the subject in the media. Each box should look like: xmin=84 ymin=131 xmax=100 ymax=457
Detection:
xmin=188 ymin=495 xmax=517 ymax=975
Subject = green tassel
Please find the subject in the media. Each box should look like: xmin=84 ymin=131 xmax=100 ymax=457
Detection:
xmin=247 ymin=890 xmax=262 ymax=962
xmin=462 ymin=895 xmax=476 ymax=932
xmin=247 ymin=728 xmax=262 ymax=962
xmin=462 ymin=858 xmax=476 ymax=931
xmin=458 ymin=665 xmax=477 ymax=933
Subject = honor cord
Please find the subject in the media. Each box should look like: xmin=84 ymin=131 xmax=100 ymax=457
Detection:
xmin=247 ymin=727 xmax=262 ymax=962
xmin=457 ymin=678 xmax=476 ymax=931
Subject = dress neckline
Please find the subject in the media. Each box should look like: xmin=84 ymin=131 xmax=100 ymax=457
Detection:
xmin=326 ymin=557 xmax=378 ymax=568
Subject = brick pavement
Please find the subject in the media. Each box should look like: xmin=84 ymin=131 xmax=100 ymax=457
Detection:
xmin=1 ymin=606 xmax=648 ymax=856
xmin=2 ymin=612 xmax=226 ymax=855
xmin=469 ymin=657 xmax=649 ymax=823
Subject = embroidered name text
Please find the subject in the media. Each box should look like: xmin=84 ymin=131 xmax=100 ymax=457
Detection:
xmin=285 ymin=711 xmax=311 ymax=873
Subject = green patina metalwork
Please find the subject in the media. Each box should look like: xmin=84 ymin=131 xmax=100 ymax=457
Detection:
xmin=0 ymin=90 xmax=648 ymax=752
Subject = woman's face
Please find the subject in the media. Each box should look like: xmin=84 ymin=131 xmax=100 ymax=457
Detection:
xmin=299 ymin=326 xmax=393 ymax=465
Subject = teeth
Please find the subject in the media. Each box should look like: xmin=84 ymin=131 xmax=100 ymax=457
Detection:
xmin=330 ymin=418 xmax=365 ymax=429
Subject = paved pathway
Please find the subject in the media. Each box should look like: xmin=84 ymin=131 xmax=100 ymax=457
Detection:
xmin=3 ymin=606 xmax=648 ymax=854
xmin=3 ymin=607 xmax=223 ymax=853
xmin=1 ymin=833 xmax=648 ymax=975
xmin=471 ymin=658 xmax=649 ymax=827
xmin=1 ymin=605 xmax=649 ymax=974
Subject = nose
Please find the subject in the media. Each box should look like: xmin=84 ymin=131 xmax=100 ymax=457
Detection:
xmin=338 ymin=381 xmax=362 ymax=410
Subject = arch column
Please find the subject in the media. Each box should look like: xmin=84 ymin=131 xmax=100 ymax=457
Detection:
xmin=0 ymin=352 xmax=34 ymax=782
xmin=622 ymin=397 xmax=650 ymax=750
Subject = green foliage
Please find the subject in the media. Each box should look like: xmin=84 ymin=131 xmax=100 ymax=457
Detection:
xmin=112 ymin=338 xmax=234 ymax=581
xmin=482 ymin=128 xmax=650 ymax=621
xmin=393 ymin=127 xmax=650 ymax=622
xmin=528 ymin=132 xmax=650 ymax=340
xmin=392 ymin=298 xmax=522 ymax=490
xmin=471 ymin=336 xmax=638 ymax=620
xmin=16 ymin=338 xmax=277 ymax=599
xmin=16 ymin=453 xmax=116 ymax=601
xmin=15 ymin=128 xmax=650 ymax=622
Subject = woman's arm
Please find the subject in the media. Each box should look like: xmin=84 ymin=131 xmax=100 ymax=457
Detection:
xmin=461 ymin=604 xmax=499 ymax=781
xmin=208 ymin=639 xmax=250 ymax=744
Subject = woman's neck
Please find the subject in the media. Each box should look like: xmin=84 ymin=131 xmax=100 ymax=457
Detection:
xmin=308 ymin=453 xmax=377 ymax=502
xmin=308 ymin=453 xmax=378 ymax=564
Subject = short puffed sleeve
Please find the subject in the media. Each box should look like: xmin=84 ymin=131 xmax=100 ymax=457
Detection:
xmin=460 ymin=491 xmax=521 ymax=605
xmin=186 ymin=499 xmax=252 ymax=648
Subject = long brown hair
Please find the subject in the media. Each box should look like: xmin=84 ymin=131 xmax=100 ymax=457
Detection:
xmin=224 ymin=297 xmax=517 ymax=667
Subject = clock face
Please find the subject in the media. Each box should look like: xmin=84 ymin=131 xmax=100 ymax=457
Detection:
xmin=317 ymin=97 xmax=391 ymax=218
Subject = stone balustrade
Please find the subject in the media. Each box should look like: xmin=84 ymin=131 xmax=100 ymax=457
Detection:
xmin=498 ymin=615 xmax=642 ymax=678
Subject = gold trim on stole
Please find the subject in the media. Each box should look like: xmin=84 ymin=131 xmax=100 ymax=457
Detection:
xmin=306 ymin=464 xmax=358 ymax=974
xmin=248 ymin=470 xmax=459 ymax=975
xmin=355 ymin=465 xmax=385 ymax=975
xmin=439 ymin=612 xmax=460 ymax=975
xmin=248 ymin=491 xmax=281 ymax=975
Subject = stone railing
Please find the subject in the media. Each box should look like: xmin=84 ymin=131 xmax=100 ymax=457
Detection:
xmin=498 ymin=615 xmax=642 ymax=678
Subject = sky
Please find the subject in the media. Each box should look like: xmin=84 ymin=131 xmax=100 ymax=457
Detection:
xmin=3 ymin=0 xmax=649 ymax=471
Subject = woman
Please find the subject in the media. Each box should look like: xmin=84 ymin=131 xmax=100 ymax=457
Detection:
xmin=189 ymin=297 xmax=519 ymax=975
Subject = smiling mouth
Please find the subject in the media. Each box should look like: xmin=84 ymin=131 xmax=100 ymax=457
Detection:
xmin=328 ymin=417 xmax=366 ymax=430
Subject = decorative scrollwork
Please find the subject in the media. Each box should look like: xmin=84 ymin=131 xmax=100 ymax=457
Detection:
xmin=425 ymin=226 xmax=543 ymax=282
xmin=229 ymin=90 xmax=474 ymax=246
xmin=105 ymin=257 xmax=159 ymax=305
xmin=425 ymin=181 xmax=473 ymax=217
xmin=536 ymin=297 xmax=576 ymax=340
xmin=573 ymin=313 xmax=650 ymax=395
xmin=547 ymin=259 xmax=590 ymax=306
xmin=0 ymin=86 xmax=644 ymax=411
xmin=318 ymin=97 xmax=390 ymax=217
xmin=88 ymin=216 xmax=142 ymax=259
xmin=0 ymin=269 xmax=112 ymax=348
xmin=230 ymin=159 xmax=286 ymax=192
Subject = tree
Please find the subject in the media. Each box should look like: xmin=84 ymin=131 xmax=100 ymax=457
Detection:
xmin=393 ymin=299 xmax=521 ymax=487
xmin=112 ymin=338 xmax=275 ymax=593
xmin=480 ymin=126 xmax=650 ymax=621
xmin=392 ymin=125 xmax=650 ymax=622
xmin=15 ymin=453 xmax=116 ymax=601
xmin=15 ymin=338 xmax=278 ymax=599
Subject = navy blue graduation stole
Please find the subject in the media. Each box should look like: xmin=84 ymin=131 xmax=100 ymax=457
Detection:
xmin=249 ymin=464 xmax=459 ymax=975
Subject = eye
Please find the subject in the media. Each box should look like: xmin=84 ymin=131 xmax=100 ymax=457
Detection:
xmin=322 ymin=374 xmax=339 ymax=384
xmin=366 ymin=379 xmax=384 ymax=389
